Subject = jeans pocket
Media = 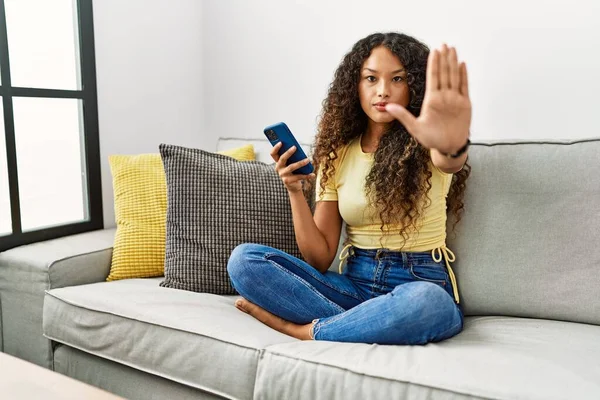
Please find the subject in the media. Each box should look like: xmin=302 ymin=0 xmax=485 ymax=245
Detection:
xmin=409 ymin=263 xmax=448 ymax=285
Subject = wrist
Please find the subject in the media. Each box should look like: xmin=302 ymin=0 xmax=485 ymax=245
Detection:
xmin=287 ymin=187 xmax=305 ymax=195
xmin=440 ymin=138 xmax=470 ymax=158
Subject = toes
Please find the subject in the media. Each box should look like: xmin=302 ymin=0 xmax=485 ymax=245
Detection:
xmin=235 ymin=298 xmax=252 ymax=314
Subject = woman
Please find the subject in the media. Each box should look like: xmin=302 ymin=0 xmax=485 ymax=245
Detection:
xmin=227 ymin=32 xmax=471 ymax=345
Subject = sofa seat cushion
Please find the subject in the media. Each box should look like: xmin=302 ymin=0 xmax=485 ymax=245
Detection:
xmin=43 ymin=278 xmax=297 ymax=400
xmin=256 ymin=316 xmax=600 ymax=400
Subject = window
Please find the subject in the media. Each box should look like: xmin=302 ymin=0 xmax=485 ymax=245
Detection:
xmin=0 ymin=0 xmax=102 ymax=252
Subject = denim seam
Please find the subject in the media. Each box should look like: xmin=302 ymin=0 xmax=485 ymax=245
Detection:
xmin=382 ymin=261 xmax=392 ymax=288
xmin=408 ymin=260 xmax=447 ymax=285
xmin=312 ymin=309 xmax=351 ymax=338
xmin=264 ymin=252 xmax=363 ymax=301
xmin=312 ymin=321 xmax=321 ymax=338
xmin=264 ymin=258 xmax=346 ymax=314
xmin=369 ymin=258 xmax=383 ymax=296
xmin=317 ymin=310 xmax=350 ymax=327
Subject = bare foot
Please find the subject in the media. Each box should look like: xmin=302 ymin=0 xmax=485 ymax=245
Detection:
xmin=235 ymin=298 xmax=314 ymax=340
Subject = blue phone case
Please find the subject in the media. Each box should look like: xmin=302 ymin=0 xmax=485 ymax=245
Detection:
xmin=263 ymin=122 xmax=314 ymax=175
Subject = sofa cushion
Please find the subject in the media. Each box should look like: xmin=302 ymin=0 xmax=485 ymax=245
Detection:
xmin=43 ymin=278 xmax=297 ymax=400
xmin=107 ymin=144 xmax=256 ymax=282
xmin=256 ymin=316 xmax=600 ymax=400
xmin=108 ymin=154 xmax=168 ymax=281
xmin=446 ymin=138 xmax=600 ymax=325
xmin=159 ymin=143 xmax=303 ymax=294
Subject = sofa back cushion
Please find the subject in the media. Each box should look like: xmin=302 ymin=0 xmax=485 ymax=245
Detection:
xmin=447 ymin=138 xmax=600 ymax=325
xmin=106 ymin=145 xmax=256 ymax=281
xmin=159 ymin=143 xmax=303 ymax=294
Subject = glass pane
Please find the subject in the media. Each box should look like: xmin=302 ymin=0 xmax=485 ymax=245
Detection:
xmin=14 ymin=97 xmax=88 ymax=231
xmin=5 ymin=0 xmax=81 ymax=90
xmin=0 ymin=101 xmax=10 ymax=236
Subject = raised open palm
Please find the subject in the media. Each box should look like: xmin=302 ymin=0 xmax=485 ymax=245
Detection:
xmin=386 ymin=44 xmax=471 ymax=154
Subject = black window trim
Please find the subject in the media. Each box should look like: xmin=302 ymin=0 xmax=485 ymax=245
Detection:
xmin=0 ymin=0 xmax=103 ymax=252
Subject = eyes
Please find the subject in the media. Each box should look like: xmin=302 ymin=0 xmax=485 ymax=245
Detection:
xmin=365 ymin=75 xmax=404 ymax=83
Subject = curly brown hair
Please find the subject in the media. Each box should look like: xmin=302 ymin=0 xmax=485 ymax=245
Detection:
xmin=305 ymin=32 xmax=471 ymax=247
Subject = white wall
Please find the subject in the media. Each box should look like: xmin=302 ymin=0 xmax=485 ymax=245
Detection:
xmin=202 ymin=0 xmax=600 ymax=145
xmin=93 ymin=0 xmax=204 ymax=227
xmin=95 ymin=0 xmax=600 ymax=227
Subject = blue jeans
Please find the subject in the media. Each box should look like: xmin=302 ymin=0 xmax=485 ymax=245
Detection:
xmin=227 ymin=243 xmax=464 ymax=345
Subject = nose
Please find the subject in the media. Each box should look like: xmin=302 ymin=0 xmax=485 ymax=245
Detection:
xmin=377 ymin=79 xmax=390 ymax=98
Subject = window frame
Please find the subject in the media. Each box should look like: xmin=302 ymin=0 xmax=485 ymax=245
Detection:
xmin=0 ymin=0 xmax=103 ymax=252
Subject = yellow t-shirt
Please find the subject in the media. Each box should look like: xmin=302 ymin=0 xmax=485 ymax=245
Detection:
xmin=316 ymin=136 xmax=453 ymax=250
xmin=315 ymin=136 xmax=460 ymax=303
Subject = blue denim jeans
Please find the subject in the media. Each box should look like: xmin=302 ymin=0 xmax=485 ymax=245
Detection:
xmin=227 ymin=243 xmax=464 ymax=345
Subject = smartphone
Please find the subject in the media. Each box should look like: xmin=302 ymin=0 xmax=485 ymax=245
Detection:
xmin=264 ymin=122 xmax=314 ymax=175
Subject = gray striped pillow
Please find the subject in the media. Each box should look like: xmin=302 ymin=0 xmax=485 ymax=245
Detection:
xmin=159 ymin=143 xmax=303 ymax=294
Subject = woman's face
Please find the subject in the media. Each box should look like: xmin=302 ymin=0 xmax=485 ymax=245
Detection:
xmin=358 ymin=45 xmax=411 ymax=126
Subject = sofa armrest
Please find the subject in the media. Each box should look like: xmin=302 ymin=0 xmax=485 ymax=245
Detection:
xmin=0 ymin=228 xmax=116 ymax=289
xmin=0 ymin=228 xmax=115 ymax=368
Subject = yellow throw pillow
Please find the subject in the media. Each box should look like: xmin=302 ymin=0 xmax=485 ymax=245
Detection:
xmin=216 ymin=143 xmax=255 ymax=161
xmin=107 ymin=144 xmax=255 ymax=281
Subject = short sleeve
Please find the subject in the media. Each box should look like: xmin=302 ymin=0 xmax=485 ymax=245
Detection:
xmin=429 ymin=149 xmax=452 ymax=176
xmin=430 ymin=161 xmax=454 ymax=196
xmin=315 ymin=166 xmax=338 ymax=202
xmin=433 ymin=163 xmax=452 ymax=176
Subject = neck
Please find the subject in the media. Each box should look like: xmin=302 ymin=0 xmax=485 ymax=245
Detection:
xmin=362 ymin=121 xmax=388 ymax=152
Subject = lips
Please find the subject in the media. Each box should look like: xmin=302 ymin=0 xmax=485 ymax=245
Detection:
xmin=374 ymin=102 xmax=388 ymax=111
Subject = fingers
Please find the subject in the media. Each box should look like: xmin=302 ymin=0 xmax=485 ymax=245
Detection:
xmin=281 ymin=173 xmax=316 ymax=185
xmin=431 ymin=44 xmax=464 ymax=93
xmin=449 ymin=47 xmax=460 ymax=90
xmin=269 ymin=141 xmax=283 ymax=162
xmin=281 ymin=157 xmax=311 ymax=176
xmin=269 ymin=141 xmax=315 ymax=193
xmin=439 ymin=44 xmax=449 ymax=89
xmin=274 ymin=144 xmax=297 ymax=170
xmin=272 ymin=144 xmax=315 ymax=188
xmin=385 ymin=103 xmax=418 ymax=134
xmin=460 ymin=62 xmax=470 ymax=98
xmin=426 ymin=49 xmax=439 ymax=93
xmin=281 ymin=173 xmax=315 ymax=186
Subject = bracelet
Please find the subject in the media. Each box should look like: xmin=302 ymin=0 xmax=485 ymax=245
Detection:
xmin=441 ymin=139 xmax=470 ymax=158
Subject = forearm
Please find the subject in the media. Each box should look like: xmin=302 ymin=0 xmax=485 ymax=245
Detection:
xmin=287 ymin=190 xmax=333 ymax=273
xmin=430 ymin=147 xmax=468 ymax=174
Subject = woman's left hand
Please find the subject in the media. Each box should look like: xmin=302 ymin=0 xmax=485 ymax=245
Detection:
xmin=385 ymin=44 xmax=471 ymax=154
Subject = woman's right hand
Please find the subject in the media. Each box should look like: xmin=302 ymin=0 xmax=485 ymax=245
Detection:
xmin=270 ymin=142 xmax=316 ymax=193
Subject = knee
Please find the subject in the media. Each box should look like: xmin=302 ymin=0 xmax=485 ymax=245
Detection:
xmin=227 ymin=243 xmax=257 ymax=279
xmin=391 ymin=281 xmax=460 ymax=328
xmin=412 ymin=281 xmax=452 ymax=302
xmin=227 ymin=243 xmax=271 ymax=288
xmin=405 ymin=281 xmax=456 ymax=314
